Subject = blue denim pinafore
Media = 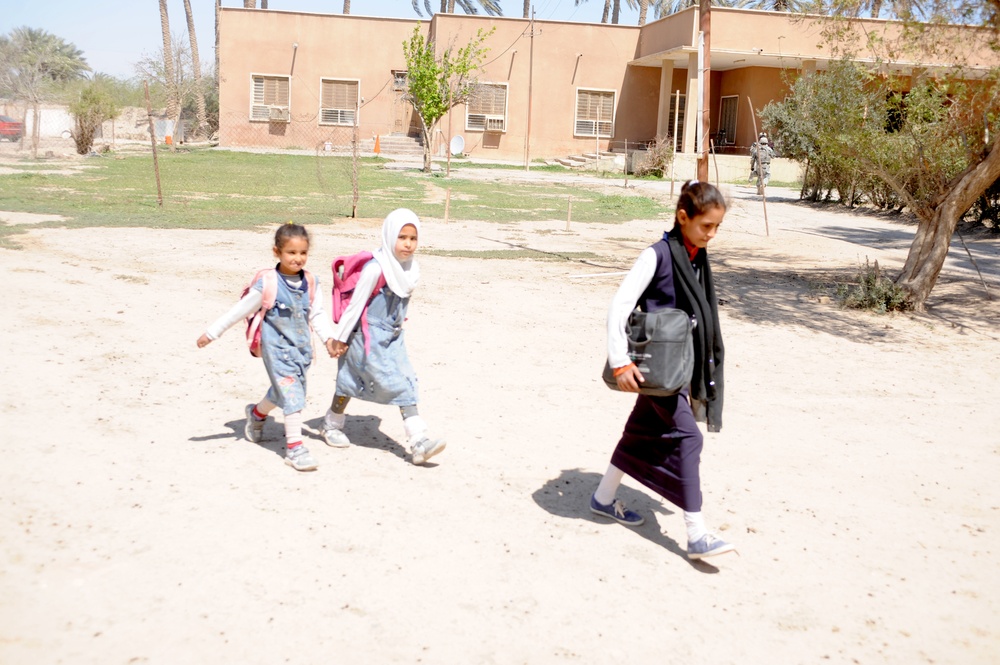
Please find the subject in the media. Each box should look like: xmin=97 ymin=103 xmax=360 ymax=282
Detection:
xmin=335 ymin=282 xmax=418 ymax=406
xmin=257 ymin=270 xmax=314 ymax=415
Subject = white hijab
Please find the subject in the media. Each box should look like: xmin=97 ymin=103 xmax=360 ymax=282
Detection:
xmin=372 ymin=208 xmax=421 ymax=298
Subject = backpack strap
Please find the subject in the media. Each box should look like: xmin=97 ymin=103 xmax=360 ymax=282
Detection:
xmin=304 ymin=269 xmax=316 ymax=306
xmin=258 ymin=269 xmax=278 ymax=311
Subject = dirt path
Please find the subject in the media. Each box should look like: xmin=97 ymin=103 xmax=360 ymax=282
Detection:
xmin=1 ymin=184 xmax=998 ymax=664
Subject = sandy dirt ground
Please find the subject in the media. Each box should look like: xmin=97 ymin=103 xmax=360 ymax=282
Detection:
xmin=1 ymin=180 xmax=999 ymax=664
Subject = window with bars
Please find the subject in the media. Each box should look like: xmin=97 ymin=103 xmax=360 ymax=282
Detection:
xmin=251 ymin=74 xmax=290 ymax=122
xmin=466 ymin=83 xmax=507 ymax=132
xmin=575 ymin=89 xmax=614 ymax=138
xmin=320 ymin=79 xmax=359 ymax=125
xmin=718 ymin=95 xmax=738 ymax=145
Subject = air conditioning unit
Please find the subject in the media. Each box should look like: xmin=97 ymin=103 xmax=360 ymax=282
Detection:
xmin=269 ymin=106 xmax=290 ymax=122
xmin=485 ymin=115 xmax=505 ymax=132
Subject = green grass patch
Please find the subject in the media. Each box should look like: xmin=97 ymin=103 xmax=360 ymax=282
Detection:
xmin=423 ymin=248 xmax=603 ymax=261
xmin=0 ymin=149 xmax=671 ymax=247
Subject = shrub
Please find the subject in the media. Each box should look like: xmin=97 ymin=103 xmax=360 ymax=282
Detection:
xmin=633 ymin=134 xmax=674 ymax=178
xmin=69 ymin=82 xmax=119 ymax=155
xmin=837 ymin=259 xmax=912 ymax=313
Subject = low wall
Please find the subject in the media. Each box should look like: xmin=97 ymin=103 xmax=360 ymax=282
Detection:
xmin=592 ymin=151 xmax=804 ymax=185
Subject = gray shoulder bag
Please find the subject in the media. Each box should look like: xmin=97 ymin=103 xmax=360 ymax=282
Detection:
xmin=602 ymin=308 xmax=695 ymax=396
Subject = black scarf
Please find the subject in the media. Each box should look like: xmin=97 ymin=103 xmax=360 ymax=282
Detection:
xmin=665 ymin=227 xmax=725 ymax=431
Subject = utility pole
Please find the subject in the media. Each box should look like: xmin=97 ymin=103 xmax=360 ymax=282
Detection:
xmin=698 ymin=0 xmax=711 ymax=181
xmin=523 ymin=7 xmax=537 ymax=171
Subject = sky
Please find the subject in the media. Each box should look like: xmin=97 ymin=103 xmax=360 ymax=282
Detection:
xmin=0 ymin=0 xmax=646 ymax=78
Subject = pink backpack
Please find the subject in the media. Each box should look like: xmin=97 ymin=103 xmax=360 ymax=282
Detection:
xmin=331 ymin=252 xmax=387 ymax=355
xmin=243 ymin=268 xmax=316 ymax=357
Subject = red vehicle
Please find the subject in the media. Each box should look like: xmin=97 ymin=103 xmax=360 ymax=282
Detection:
xmin=0 ymin=115 xmax=24 ymax=141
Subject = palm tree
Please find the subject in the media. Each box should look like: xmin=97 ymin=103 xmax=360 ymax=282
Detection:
xmin=243 ymin=1 xmax=256 ymax=8
xmin=0 ymin=27 xmax=89 ymax=158
xmin=411 ymin=0 xmax=503 ymax=16
xmin=182 ymin=0 xmax=208 ymax=139
xmin=158 ymin=0 xmax=178 ymax=150
xmin=524 ymin=0 xmax=531 ymax=18
xmin=574 ymin=0 xmax=612 ymax=23
xmin=344 ymin=0 xmax=351 ymax=13
xmin=638 ymin=0 xmax=650 ymax=24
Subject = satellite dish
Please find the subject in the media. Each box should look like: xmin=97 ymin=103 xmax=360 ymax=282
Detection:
xmin=450 ymin=135 xmax=465 ymax=156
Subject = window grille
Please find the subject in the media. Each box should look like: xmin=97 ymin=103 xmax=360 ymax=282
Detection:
xmin=251 ymin=75 xmax=290 ymax=122
xmin=466 ymin=83 xmax=507 ymax=132
xmin=320 ymin=79 xmax=359 ymax=125
xmin=575 ymin=89 xmax=614 ymax=138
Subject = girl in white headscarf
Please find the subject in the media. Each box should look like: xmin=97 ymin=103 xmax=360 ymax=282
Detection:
xmin=322 ymin=209 xmax=445 ymax=465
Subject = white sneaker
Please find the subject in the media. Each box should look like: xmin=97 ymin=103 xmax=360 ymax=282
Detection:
xmin=322 ymin=427 xmax=351 ymax=448
xmin=411 ymin=437 xmax=446 ymax=465
xmin=244 ymin=404 xmax=265 ymax=443
xmin=285 ymin=445 xmax=318 ymax=472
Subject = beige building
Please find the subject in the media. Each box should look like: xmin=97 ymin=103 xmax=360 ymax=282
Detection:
xmin=218 ymin=7 xmax=997 ymax=162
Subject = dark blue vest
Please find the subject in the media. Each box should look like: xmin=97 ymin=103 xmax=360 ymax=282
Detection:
xmin=638 ymin=239 xmax=676 ymax=312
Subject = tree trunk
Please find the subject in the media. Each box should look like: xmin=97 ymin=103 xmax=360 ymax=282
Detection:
xmin=216 ymin=0 xmax=221 ymax=133
xmin=638 ymin=0 xmax=648 ymax=25
xmin=523 ymin=0 xmax=530 ymax=18
xmin=421 ymin=121 xmax=433 ymax=172
xmin=183 ymin=0 xmax=208 ymax=139
xmin=261 ymin=0 xmax=268 ymax=8
xmin=243 ymin=1 xmax=255 ymax=8
xmin=31 ymin=103 xmax=40 ymax=159
xmin=441 ymin=0 xmax=448 ymax=12
xmin=612 ymin=0 xmax=621 ymax=24
xmin=897 ymin=138 xmax=1000 ymax=310
xmin=159 ymin=0 xmax=178 ymax=151
xmin=344 ymin=0 xmax=351 ymax=13
xmin=602 ymin=0 xmax=610 ymax=23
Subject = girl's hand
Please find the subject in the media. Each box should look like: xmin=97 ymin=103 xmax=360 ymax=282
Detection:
xmin=329 ymin=340 xmax=348 ymax=358
xmin=197 ymin=334 xmax=212 ymax=348
xmin=615 ymin=364 xmax=645 ymax=392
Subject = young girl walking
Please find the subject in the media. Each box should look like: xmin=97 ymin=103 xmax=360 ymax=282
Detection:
xmin=197 ymin=223 xmax=337 ymax=472
xmin=321 ymin=208 xmax=445 ymax=466
xmin=593 ymin=180 xmax=734 ymax=560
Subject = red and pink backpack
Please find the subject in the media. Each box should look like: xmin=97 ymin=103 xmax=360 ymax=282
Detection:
xmin=331 ymin=252 xmax=386 ymax=355
xmin=243 ymin=268 xmax=316 ymax=357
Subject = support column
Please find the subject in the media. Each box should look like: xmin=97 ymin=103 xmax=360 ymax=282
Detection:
xmin=683 ymin=51 xmax=699 ymax=154
xmin=656 ymin=59 xmax=675 ymax=139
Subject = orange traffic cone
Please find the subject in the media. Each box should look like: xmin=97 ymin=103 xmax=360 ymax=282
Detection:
xmin=373 ymin=135 xmax=381 ymax=154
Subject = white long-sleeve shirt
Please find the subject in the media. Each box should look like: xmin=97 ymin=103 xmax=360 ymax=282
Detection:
xmin=204 ymin=273 xmax=336 ymax=342
xmin=606 ymin=247 xmax=657 ymax=369
xmin=332 ymin=261 xmax=384 ymax=343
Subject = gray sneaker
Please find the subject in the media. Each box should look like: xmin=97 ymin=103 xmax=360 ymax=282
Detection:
xmin=244 ymin=404 xmax=265 ymax=443
xmin=411 ymin=437 xmax=446 ymax=465
xmin=687 ymin=533 xmax=735 ymax=560
xmin=285 ymin=445 xmax=318 ymax=472
xmin=322 ymin=427 xmax=351 ymax=448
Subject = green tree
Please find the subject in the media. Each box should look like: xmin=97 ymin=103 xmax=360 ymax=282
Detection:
xmin=0 ymin=27 xmax=89 ymax=158
xmin=68 ymin=77 xmax=119 ymax=154
xmin=763 ymin=3 xmax=1000 ymax=309
xmin=401 ymin=24 xmax=493 ymax=172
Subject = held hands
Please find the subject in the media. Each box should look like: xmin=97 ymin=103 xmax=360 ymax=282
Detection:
xmin=327 ymin=339 xmax=348 ymax=358
xmin=196 ymin=334 xmax=212 ymax=348
xmin=614 ymin=363 xmax=645 ymax=393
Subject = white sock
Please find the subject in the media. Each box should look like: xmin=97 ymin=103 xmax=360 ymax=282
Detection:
xmin=403 ymin=415 xmax=428 ymax=445
xmin=256 ymin=397 xmax=277 ymax=416
xmin=684 ymin=511 xmax=707 ymax=542
xmin=594 ymin=464 xmax=625 ymax=505
xmin=284 ymin=410 xmax=303 ymax=446
xmin=324 ymin=410 xmax=346 ymax=430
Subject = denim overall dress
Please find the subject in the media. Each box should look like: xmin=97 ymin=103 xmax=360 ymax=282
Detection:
xmin=335 ymin=275 xmax=418 ymax=406
xmin=257 ymin=270 xmax=314 ymax=415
